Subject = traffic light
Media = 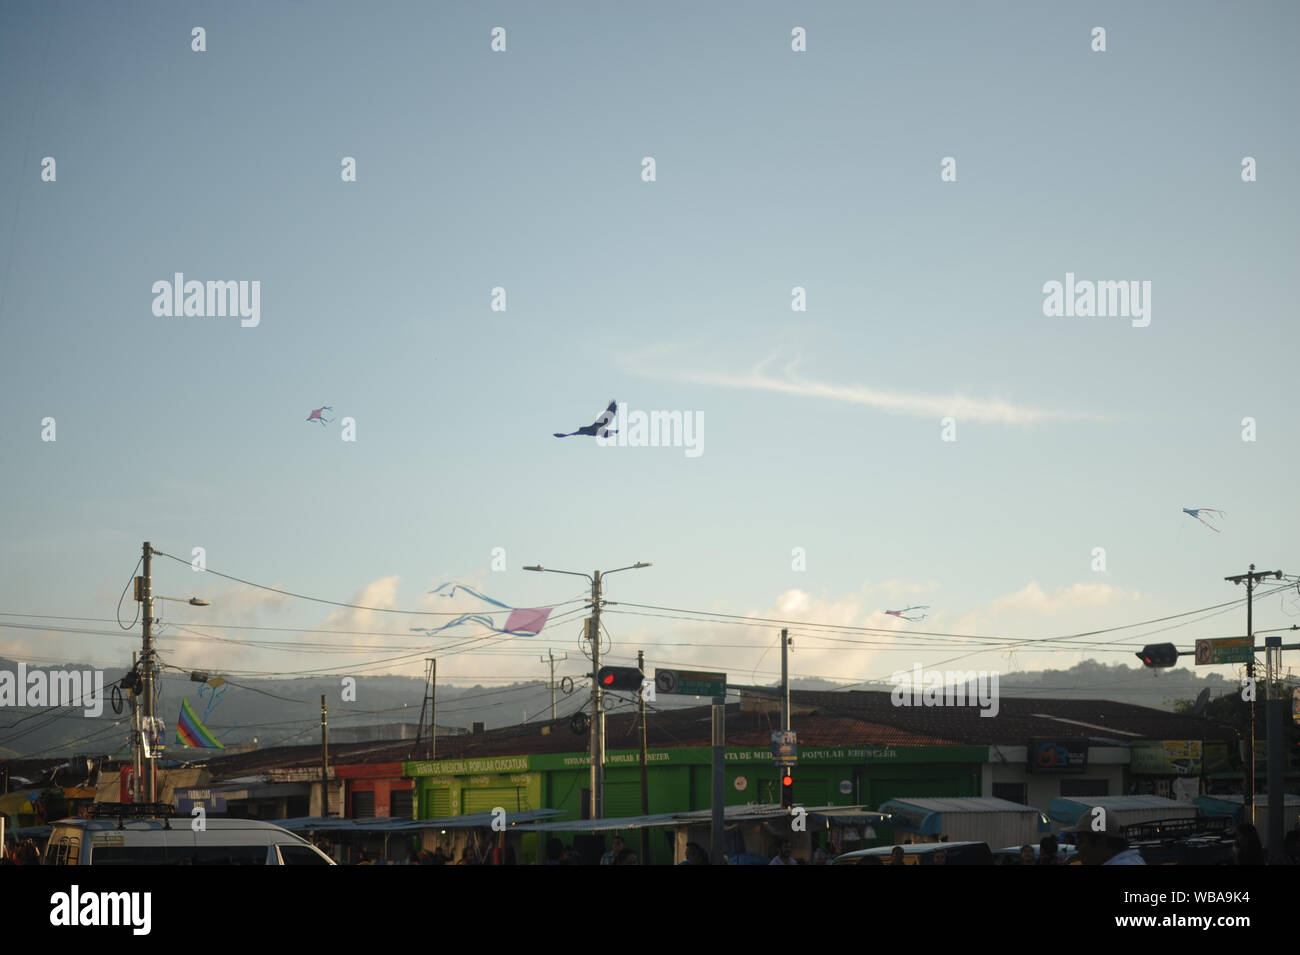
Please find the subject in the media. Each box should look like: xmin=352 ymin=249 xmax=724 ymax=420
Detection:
xmin=597 ymin=666 xmax=644 ymax=691
xmin=1136 ymin=643 xmax=1179 ymax=668
xmin=780 ymin=771 xmax=795 ymax=808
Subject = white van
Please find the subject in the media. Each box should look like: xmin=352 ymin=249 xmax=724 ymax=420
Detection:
xmin=43 ymin=817 xmax=336 ymax=865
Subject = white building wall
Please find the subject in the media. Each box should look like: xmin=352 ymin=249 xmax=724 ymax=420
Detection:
xmin=983 ymin=746 xmax=1128 ymax=815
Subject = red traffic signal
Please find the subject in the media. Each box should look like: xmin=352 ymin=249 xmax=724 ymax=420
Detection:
xmin=780 ymin=772 xmax=795 ymax=808
xmin=597 ymin=666 xmax=644 ymax=691
xmin=1136 ymin=643 xmax=1179 ymax=668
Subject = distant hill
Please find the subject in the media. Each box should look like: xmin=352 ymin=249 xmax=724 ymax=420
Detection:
xmin=0 ymin=656 xmax=1255 ymax=758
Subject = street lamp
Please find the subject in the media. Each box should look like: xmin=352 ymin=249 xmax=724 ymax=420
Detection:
xmin=151 ymin=595 xmax=210 ymax=621
xmin=523 ymin=561 xmax=651 ymax=819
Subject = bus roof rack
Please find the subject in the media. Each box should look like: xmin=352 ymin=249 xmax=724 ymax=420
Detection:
xmin=1122 ymin=816 xmax=1231 ymax=842
xmin=86 ymin=802 xmax=175 ymax=829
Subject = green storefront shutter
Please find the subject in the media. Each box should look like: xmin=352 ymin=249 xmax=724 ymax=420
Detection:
xmin=603 ymin=781 xmax=644 ymax=818
xmin=463 ymin=787 xmax=525 ymax=815
xmin=426 ymin=788 xmax=453 ymax=818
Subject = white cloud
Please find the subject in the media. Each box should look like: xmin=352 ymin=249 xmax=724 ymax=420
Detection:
xmin=324 ymin=575 xmax=402 ymax=632
xmin=877 ymin=579 xmax=940 ymax=600
xmin=625 ymin=350 xmax=1099 ymax=425
xmin=988 ymin=581 xmax=1141 ymax=616
xmin=201 ymin=584 xmax=292 ymax=618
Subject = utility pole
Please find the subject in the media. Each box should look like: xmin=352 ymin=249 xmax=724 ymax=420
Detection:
xmin=523 ymin=560 xmax=651 ymax=822
xmin=1225 ymin=565 xmax=1282 ymax=826
xmin=131 ymin=651 xmax=141 ymax=803
xmin=589 ymin=580 xmax=603 ymax=820
xmin=1265 ymin=636 xmax=1285 ymax=862
xmin=638 ymin=649 xmax=650 ymax=863
xmin=413 ymin=658 xmax=437 ymax=761
xmin=320 ymin=694 xmax=330 ymax=817
xmin=780 ymin=628 xmax=790 ymax=732
xmin=711 ymin=699 xmax=725 ymax=864
xmin=140 ymin=541 xmax=156 ymax=804
xmin=779 ymin=629 xmax=792 ymax=807
xmin=542 ymin=649 xmax=568 ymax=720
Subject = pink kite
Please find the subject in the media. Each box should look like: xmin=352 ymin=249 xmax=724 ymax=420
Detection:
xmin=503 ymin=607 xmax=554 ymax=635
xmin=884 ymin=606 xmax=929 ymax=622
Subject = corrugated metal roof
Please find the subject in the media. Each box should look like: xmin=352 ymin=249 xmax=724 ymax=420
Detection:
xmin=882 ymin=797 xmax=1040 ymax=814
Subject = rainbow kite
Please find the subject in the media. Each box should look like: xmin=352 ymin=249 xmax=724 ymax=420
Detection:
xmin=176 ymin=697 xmax=225 ymax=748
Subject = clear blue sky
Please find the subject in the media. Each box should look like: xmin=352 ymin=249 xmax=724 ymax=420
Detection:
xmin=2 ymin=2 xmax=1297 ymax=705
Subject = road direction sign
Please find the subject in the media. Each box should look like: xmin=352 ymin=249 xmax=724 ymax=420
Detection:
xmin=655 ymin=669 xmax=725 ymax=698
xmin=1194 ymin=637 xmax=1253 ymax=665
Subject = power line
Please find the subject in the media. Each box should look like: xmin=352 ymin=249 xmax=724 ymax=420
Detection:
xmin=150 ymin=549 xmax=585 ymax=617
xmin=608 ymin=589 xmax=1281 ymax=644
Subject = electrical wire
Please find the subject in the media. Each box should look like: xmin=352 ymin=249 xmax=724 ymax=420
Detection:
xmin=115 ymin=556 xmax=143 ymax=630
xmin=151 ymin=549 xmax=585 ymax=617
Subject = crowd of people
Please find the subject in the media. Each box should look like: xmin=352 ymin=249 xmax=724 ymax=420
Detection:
xmin=998 ymin=822 xmax=1300 ymax=866
xmin=0 ymin=836 xmax=42 ymax=865
xmin=10 ymin=820 xmax=1299 ymax=866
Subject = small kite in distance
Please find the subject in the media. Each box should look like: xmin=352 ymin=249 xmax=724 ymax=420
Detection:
xmin=884 ymin=606 xmax=929 ymax=621
xmin=1183 ymin=507 xmax=1225 ymax=532
xmin=553 ymin=400 xmax=618 ymax=438
xmin=307 ymin=406 xmax=333 ymax=427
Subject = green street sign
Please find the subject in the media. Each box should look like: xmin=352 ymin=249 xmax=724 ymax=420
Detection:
xmin=655 ymin=668 xmax=726 ymax=698
xmin=1194 ymin=637 xmax=1253 ymax=666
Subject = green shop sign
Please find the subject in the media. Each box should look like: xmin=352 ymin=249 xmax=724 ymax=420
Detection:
xmin=405 ymin=756 xmax=530 ymax=777
xmin=405 ymin=745 xmax=985 ymax=778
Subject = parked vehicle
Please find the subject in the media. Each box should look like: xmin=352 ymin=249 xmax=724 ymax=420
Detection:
xmin=993 ymin=843 xmax=1078 ymax=865
xmin=42 ymin=815 xmax=335 ymax=865
xmin=833 ymin=841 xmax=993 ymax=865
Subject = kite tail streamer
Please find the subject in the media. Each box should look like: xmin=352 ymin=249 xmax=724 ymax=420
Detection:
xmin=428 ymin=583 xmax=513 ymax=609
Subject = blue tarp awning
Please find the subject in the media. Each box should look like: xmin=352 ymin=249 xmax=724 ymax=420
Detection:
xmin=876 ymin=800 xmax=942 ymax=835
xmin=508 ymin=804 xmax=875 ymax=833
xmin=1194 ymin=794 xmax=1300 ymax=821
xmin=1046 ymin=795 xmax=1195 ymax=826
xmin=807 ymin=808 xmax=889 ymax=826
xmin=273 ymin=809 xmax=565 ymax=833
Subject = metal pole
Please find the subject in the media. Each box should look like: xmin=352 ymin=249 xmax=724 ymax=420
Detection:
xmin=781 ymin=628 xmax=790 ymax=732
xmin=591 ymin=572 xmax=604 ymax=820
xmin=141 ymin=542 xmax=155 ymax=804
xmin=1226 ymin=565 xmax=1280 ymax=826
xmin=430 ymin=659 xmax=437 ymax=763
xmin=1266 ymin=636 xmax=1284 ymax=861
xmin=131 ymin=651 xmax=141 ymax=803
xmin=320 ymin=695 xmax=330 ymax=817
xmin=638 ymin=649 xmax=650 ymax=863
xmin=711 ymin=701 xmax=725 ymax=864
xmin=1246 ymin=568 xmax=1256 ymax=826
xmin=546 ymin=650 xmax=557 ymax=720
